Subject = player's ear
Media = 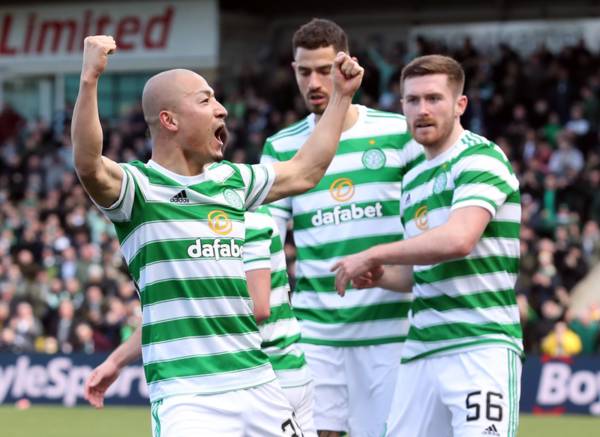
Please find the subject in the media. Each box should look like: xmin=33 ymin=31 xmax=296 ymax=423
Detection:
xmin=456 ymin=95 xmax=468 ymax=117
xmin=159 ymin=110 xmax=178 ymax=132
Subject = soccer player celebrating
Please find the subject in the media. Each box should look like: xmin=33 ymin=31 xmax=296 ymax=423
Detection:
xmin=261 ymin=19 xmax=423 ymax=437
xmin=332 ymin=55 xmax=522 ymax=437
xmin=85 ymin=207 xmax=316 ymax=436
xmin=74 ymin=35 xmax=362 ymax=436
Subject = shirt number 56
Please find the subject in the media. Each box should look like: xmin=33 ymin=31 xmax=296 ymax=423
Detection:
xmin=466 ymin=391 xmax=503 ymax=421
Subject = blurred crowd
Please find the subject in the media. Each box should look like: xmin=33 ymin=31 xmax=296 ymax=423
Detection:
xmin=0 ymin=35 xmax=599 ymax=357
xmin=0 ymin=106 xmax=146 ymax=354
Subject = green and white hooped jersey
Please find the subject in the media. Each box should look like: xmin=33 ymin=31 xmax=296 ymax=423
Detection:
xmin=99 ymin=159 xmax=277 ymax=402
xmin=244 ymin=207 xmax=312 ymax=388
xmin=399 ymin=130 xmax=523 ymax=363
xmin=261 ymin=105 xmax=424 ymax=347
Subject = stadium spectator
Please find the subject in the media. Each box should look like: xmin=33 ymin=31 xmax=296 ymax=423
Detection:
xmin=81 ymin=284 xmax=105 ymax=327
xmin=72 ymin=321 xmax=111 ymax=353
xmin=581 ymin=220 xmax=600 ymax=266
xmin=567 ymin=306 xmax=600 ymax=355
xmin=0 ymin=301 xmax=10 ymax=331
xmin=541 ymin=320 xmax=583 ymax=357
xmin=549 ymin=134 xmax=584 ymax=176
xmin=0 ymin=327 xmax=18 ymax=352
xmin=0 ymin=103 xmax=26 ymax=144
xmin=10 ymin=301 xmax=43 ymax=352
xmin=50 ymin=299 xmax=78 ymax=353
xmin=102 ymin=296 xmax=128 ymax=346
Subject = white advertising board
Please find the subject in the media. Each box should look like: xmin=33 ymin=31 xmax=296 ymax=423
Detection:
xmin=0 ymin=0 xmax=218 ymax=74
xmin=409 ymin=19 xmax=600 ymax=55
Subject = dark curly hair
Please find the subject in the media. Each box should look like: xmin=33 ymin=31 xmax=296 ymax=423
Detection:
xmin=292 ymin=18 xmax=349 ymax=56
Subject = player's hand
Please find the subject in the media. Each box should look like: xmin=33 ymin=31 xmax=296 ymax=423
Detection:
xmin=81 ymin=35 xmax=116 ymax=82
xmin=84 ymin=359 xmax=121 ymax=409
xmin=332 ymin=52 xmax=364 ymax=98
xmin=352 ymin=265 xmax=385 ymax=290
xmin=331 ymin=250 xmax=375 ymax=296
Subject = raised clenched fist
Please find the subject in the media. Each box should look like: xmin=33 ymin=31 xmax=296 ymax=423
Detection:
xmin=332 ymin=52 xmax=364 ymax=99
xmin=81 ymin=35 xmax=117 ymax=82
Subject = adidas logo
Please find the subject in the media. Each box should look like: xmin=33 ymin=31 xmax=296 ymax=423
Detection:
xmin=170 ymin=190 xmax=189 ymax=203
xmin=482 ymin=424 xmax=500 ymax=436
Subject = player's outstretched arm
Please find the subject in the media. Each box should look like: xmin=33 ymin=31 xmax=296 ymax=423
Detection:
xmin=72 ymin=35 xmax=124 ymax=208
xmin=347 ymin=265 xmax=414 ymax=296
xmin=332 ymin=206 xmax=491 ymax=294
xmin=84 ymin=325 xmax=142 ymax=409
xmin=265 ymin=53 xmax=364 ymax=203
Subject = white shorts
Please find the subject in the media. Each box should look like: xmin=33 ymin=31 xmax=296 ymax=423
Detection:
xmin=282 ymin=382 xmax=317 ymax=437
xmin=150 ymin=381 xmax=301 ymax=437
xmin=301 ymin=343 xmax=402 ymax=437
xmin=386 ymin=347 xmax=522 ymax=437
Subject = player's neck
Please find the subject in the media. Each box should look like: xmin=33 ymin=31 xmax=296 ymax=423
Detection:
xmin=424 ymin=124 xmax=465 ymax=160
xmin=151 ymin=143 xmax=207 ymax=176
xmin=314 ymin=104 xmax=359 ymax=132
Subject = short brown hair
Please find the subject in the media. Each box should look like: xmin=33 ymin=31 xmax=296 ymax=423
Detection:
xmin=292 ymin=18 xmax=349 ymax=56
xmin=401 ymin=55 xmax=465 ymax=96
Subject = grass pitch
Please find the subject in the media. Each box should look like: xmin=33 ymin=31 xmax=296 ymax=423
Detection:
xmin=0 ymin=406 xmax=597 ymax=436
